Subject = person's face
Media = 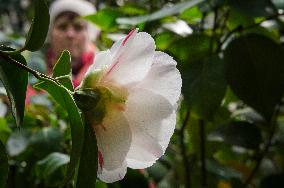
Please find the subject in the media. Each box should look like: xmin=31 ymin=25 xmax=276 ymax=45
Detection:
xmin=50 ymin=12 xmax=89 ymax=60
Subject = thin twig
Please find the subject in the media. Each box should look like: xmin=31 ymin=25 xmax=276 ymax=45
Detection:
xmin=199 ymin=12 xmax=207 ymax=32
xmin=209 ymin=7 xmax=219 ymax=54
xmin=0 ymin=51 xmax=58 ymax=83
xmin=199 ymin=119 xmax=207 ymax=188
xmin=217 ymin=12 xmax=284 ymax=52
xmin=212 ymin=7 xmax=219 ymax=33
xmin=243 ymin=103 xmax=281 ymax=187
xmin=216 ymin=9 xmax=230 ymax=52
xmin=180 ymin=110 xmax=191 ymax=188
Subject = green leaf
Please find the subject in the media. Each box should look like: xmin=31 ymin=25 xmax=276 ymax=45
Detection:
xmin=169 ymin=34 xmax=212 ymax=63
xmin=53 ymin=50 xmax=71 ymax=77
xmin=76 ymin=120 xmax=97 ymax=188
xmin=227 ymin=0 xmax=273 ymax=17
xmin=261 ymin=173 xmax=284 ymax=188
xmin=95 ymin=181 xmax=108 ymax=188
xmin=224 ymin=34 xmax=284 ymax=121
xmin=272 ymin=0 xmax=284 ymax=9
xmin=120 ymin=169 xmax=149 ymax=188
xmin=181 ymin=55 xmax=226 ymax=120
xmin=23 ymin=0 xmax=50 ymax=51
xmin=34 ymin=79 xmax=84 ymax=183
xmin=0 ymin=47 xmax=28 ymax=126
xmin=118 ymin=4 xmax=147 ymax=15
xmin=207 ymin=159 xmax=242 ymax=180
xmin=117 ymin=0 xmax=205 ymax=25
xmin=30 ymin=127 xmax=62 ymax=158
xmin=0 ymin=118 xmax=11 ymax=143
xmin=147 ymin=161 xmax=168 ymax=182
xmin=6 ymin=130 xmax=30 ymax=157
xmin=35 ymin=152 xmax=70 ymax=186
xmin=56 ymin=76 xmax=74 ymax=92
xmin=52 ymin=50 xmax=73 ymax=91
xmin=208 ymin=121 xmax=262 ymax=149
xmin=179 ymin=6 xmax=202 ymax=24
xmin=226 ymin=9 xmax=254 ymax=30
xmin=155 ymin=32 xmax=177 ymax=50
xmin=85 ymin=9 xmax=121 ymax=31
xmin=0 ymin=140 xmax=8 ymax=188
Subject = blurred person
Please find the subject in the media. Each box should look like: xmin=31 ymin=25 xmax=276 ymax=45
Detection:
xmin=47 ymin=0 xmax=99 ymax=87
xmin=26 ymin=0 xmax=99 ymax=103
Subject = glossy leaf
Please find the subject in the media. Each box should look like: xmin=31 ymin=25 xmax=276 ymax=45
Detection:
xmin=226 ymin=10 xmax=254 ymax=30
xmin=117 ymin=0 xmax=205 ymax=25
xmin=34 ymin=79 xmax=84 ymax=183
xmin=118 ymin=4 xmax=147 ymax=15
xmin=76 ymin=120 xmax=97 ymax=188
xmin=120 ymin=169 xmax=149 ymax=188
xmin=261 ymin=173 xmax=284 ymax=188
xmin=272 ymin=0 xmax=284 ymax=9
xmin=0 ymin=47 xmax=28 ymax=126
xmin=23 ymin=0 xmax=50 ymax=51
xmin=95 ymin=181 xmax=108 ymax=188
xmin=155 ymin=32 xmax=177 ymax=50
xmin=182 ymin=55 xmax=226 ymax=119
xmin=52 ymin=50 xmax=73 ymax=91
xmin=169 ymin=34 xmax=212 ymax=63
xmin=0 ymin=118 xmax=11 ymax=143
xmin=6 ymin=130 xmax=30 ymax=157
xmin=35 ymin=152 xmax=70 ymax=186
xmin=53 ymin=50 xmax=71 ymax=78
xmin=227 ymin=0 xmax=273 ymax=17
xmin=0 ymin=140 xmax=8 ymax=188
xmin=179 ymin=6 xmax=202 ymax=24
xmin=224 ymin=34 xmax=284 ymax=121
xmin=85 ymin=9 xmax=121 ymax=31
xmin=207 ymin=159 xmax=242 ymax=180
xmin=208 ymin=121 xmax=262 ymax=149
xmin=30 ymin=127 xmax=62 ymax=158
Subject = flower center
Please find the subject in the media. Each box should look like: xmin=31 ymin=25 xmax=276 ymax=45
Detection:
xmin=77 ymin=69 xmax=128 ymax=128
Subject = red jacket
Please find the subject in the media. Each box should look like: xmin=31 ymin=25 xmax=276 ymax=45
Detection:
xmin=46 ymin=47 xmax=95 ymax=88
xmin=26 ymin=46 xmax=96 ymax=104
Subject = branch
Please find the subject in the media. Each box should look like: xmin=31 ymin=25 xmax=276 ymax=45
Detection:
xmin=179 ymin=110 xmax=191 ymax=188
xmin=199 ymin=119 xmax=207 ymax=188
xmin=217 ymin=12 xmax=284 ymax=52
xmin=210 ymin=7 xmax=219 ymax=54
xmin=0 ymin=51 xmax=58 ymax=83
xmin=199 ymin=12 xmax=207 ymax=32
xmin=243 ymin=103 xmax=281 ymax=187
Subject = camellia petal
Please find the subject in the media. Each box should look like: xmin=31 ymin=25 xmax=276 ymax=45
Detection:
xmin=78 ymin=50 xmax=113 ymax=89
xmin=104 ymin=31 xmax=155 ymax=86
xmin=98 ymin=161 xmax=128 ymax=183
xmin=110 ymin=29 xmax=137 ymax=57
xmin=137 ymin=51 xmax=182 ymax=106
xmin=125 ymin=88 xmax=174 ymax=168
xmin=91 ymin=50 xmax=113 ymax=71
xmin=78 ymin=29 xmax=182 ymax=183
xmin=125 ymin=88 xmax=174 ymax=143
xmin=126 ymin=130 xmax=163 ymax=169
xmin=158 ymin=112 xmax=176 ymax=150
xmin=94 ymin=111 xmax=132 ymax=182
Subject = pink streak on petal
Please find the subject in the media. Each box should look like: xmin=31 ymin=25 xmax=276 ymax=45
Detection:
xmin=105 ymin=60 xmax=119 ymax=77
xmin=104 ymin=29 xmax=136 ymax=77
xmin=98 ymin=150 xmax=104 ymax=169
xmin=122 ymin=28 xmax=136 ymax=46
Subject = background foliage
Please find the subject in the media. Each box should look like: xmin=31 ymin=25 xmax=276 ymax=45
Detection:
xmin=1 ymin=0 xmax=284 ymax=187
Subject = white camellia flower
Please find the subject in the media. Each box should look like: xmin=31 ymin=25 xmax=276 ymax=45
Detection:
xmin=78 ymin=29 xmax=182 ymax=183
